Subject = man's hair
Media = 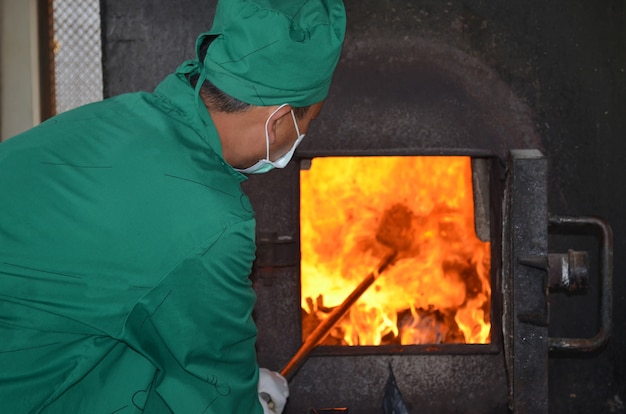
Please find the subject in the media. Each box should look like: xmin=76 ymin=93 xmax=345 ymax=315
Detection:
xmin=192 ymin=36 xmax=310 ymax=119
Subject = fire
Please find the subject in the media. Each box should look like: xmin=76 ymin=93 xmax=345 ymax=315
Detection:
xmin=300 ymin=156 xmax=491 ymax=346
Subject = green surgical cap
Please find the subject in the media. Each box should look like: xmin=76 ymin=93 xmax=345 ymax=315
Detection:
xmin=195 ymin=0 xmax=346 ymax=107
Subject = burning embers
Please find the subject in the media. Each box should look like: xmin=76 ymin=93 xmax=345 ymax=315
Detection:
xmin=300 ymin=156 xmax=491 ymax=346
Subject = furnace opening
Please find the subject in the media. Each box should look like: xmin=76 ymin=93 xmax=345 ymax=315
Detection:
xmin=299 ymin=156 xmax=491 ymax=346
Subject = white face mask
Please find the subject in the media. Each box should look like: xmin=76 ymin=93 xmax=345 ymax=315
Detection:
xmin=235 ymin=104 xmax=305 ymax=174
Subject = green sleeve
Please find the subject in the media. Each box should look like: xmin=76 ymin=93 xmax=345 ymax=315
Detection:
xmin=121 ymin=218 xmax=263 ymax=413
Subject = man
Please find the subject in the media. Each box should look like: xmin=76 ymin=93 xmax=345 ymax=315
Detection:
xmin=0 ymin=0 xmax=346 ymax=412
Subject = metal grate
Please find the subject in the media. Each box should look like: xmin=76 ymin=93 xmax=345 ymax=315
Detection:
xmin=52 ymin=0 xmax=103 ymax=114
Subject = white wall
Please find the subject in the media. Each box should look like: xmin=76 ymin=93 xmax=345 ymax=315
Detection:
xmin=0 ymin=0 xmax=40 ymax=141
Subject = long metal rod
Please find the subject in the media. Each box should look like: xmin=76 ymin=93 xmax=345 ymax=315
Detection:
xmin=280 ymin=251 xmax=398 ymax=381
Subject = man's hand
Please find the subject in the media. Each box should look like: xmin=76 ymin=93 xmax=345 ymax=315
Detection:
xmin=258 ymin=368 xmax=289 ymax=414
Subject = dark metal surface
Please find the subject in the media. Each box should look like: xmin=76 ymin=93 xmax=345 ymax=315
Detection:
xmin=503 ymin=150 xmax=549 ymax=413
xmin=298 ymin=42 xmax=541 ymax=161
xmin=288 ymin=354 xmax=508 ymax=414
xmin=101 ymin=0 xmax=216 ymax=96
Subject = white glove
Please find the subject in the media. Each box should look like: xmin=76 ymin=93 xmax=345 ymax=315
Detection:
xmin=257 ymin=368 xmax=289 ymax=414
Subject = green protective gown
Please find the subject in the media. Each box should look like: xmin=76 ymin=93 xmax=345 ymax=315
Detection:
xmin=0 ymin=71 xmax=263 ymax=413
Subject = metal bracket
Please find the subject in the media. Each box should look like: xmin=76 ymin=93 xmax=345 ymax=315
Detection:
xmin=547 ymin=216 xmax=614 ymax=352
xmin=254 ymin=233 xmax=299 ymax=287
xmin=255 ymin=233 xmax=299 ymax=268
xmin=519 ymin=250 xmax=590 ymax=292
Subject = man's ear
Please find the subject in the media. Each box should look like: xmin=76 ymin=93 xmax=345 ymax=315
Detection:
xmin=266 ymin=104 xmax=293 ymax=144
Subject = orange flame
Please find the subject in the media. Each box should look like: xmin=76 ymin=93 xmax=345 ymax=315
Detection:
xmin=300 ymin=156 xmax=491 ymax=346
